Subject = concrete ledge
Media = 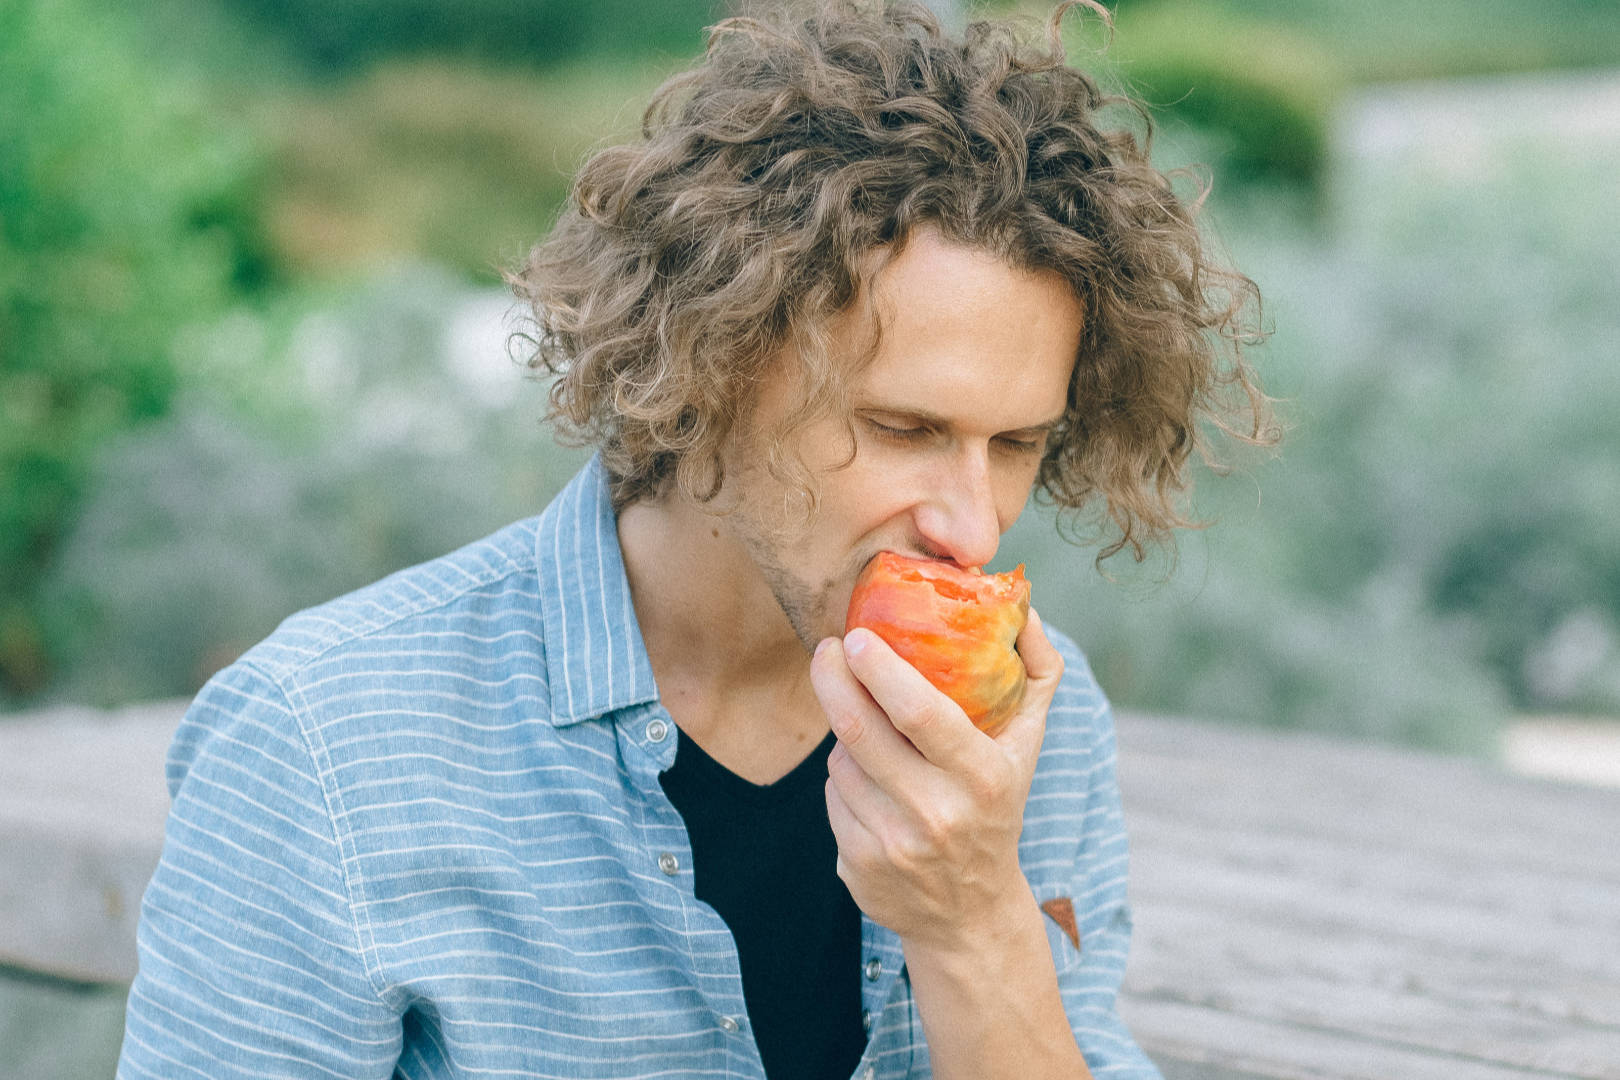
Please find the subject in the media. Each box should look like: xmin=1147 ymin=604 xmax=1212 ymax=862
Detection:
xmin=0 ymin=700 xmax=182 ymax=983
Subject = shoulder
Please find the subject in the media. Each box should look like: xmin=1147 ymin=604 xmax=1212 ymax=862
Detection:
xmin=167 ymin=516 xmax=557 ymax=790
xmin=236 ymin=516 xmax=544 ymax=684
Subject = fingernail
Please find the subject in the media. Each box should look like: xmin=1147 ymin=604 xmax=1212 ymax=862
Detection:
xmin=814 ymin=637 xmax=837 ymax=660
xmin=844 ymin=629 xmax=868 ymax=657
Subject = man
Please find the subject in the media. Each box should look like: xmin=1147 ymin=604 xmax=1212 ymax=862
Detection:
xmin=119 ymin=3 xmax=1268 ymax=1078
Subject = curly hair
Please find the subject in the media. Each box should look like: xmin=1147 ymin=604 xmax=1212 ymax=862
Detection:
xmin=510 ymin=0 xmax=1275 ymax=562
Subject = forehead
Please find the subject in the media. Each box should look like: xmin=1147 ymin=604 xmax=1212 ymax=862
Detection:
xmin=839 ymin=229 xmax=1083 ymax=428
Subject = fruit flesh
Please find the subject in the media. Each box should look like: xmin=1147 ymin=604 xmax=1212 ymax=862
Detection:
xmin=845 ymin=552 xmax=1031 ymax=735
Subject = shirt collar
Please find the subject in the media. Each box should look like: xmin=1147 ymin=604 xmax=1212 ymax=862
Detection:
xmin=535 ymin=454 xmax=661 ymax=725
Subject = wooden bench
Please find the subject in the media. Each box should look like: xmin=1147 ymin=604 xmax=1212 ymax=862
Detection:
xmin=2 ymin=704 xmax=1616 ymax=1078
xmin=1116 ymin=715 xmax=1620 ymax=1080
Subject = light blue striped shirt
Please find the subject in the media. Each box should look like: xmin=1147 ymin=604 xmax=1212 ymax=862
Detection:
xmin=119 ymin=455 xmax=1161 ymax=1079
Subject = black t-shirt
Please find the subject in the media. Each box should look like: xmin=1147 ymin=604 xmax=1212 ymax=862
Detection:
xmin=658 ymin=726 xmax=867 ymax=1080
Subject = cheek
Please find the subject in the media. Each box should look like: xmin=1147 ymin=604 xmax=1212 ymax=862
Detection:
xmin=823 ymin=450 xmax=915 ymax=522
xmin=994 ymin=463 xmax=1042 ymax=531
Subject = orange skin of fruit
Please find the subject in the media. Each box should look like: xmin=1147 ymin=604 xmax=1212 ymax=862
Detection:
xmin=844 ymin=551 xmax=1032 ymax=737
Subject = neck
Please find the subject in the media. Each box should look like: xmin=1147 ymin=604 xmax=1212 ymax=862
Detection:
xmin=616 ymin=490 xmax=825 ymax=765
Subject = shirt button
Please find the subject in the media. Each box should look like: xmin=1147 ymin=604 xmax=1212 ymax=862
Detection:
xmin=864 ymin=957 xmax=882 ymax=981
xmin=861 ymin=1009 xmax=873 ymax=1033
xmin=646 ymin=718 xmax=669 ymax=743
xmin=718 ymin=1015 xmax=740 ymax=1033
xmin=657 ymin=852 xmax=680 ymax=876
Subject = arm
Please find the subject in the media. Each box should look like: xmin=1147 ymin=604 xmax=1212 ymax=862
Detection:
xmin=118 ymin=662 xmax=402 ymax=1080
xmin=900 ymin=888 xmax=1089 ymax=1079
xmin=811 ymin=611 xmax=1093 ymax=1080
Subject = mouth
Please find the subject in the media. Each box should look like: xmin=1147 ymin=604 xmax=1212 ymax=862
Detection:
xmin=862 ymin=548 xmax=982 ymax=575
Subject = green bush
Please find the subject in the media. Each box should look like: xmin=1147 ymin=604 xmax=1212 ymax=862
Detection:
xmin=262 ymin=56 xmax=679 ymax=280
xmin=1004 ymin=111 xmax=1620 ymax=748
xmin=1088 ymin=0 xmax=1620 ymax=82
xmin=40 ymin=268 xmax=588 ymax=705
xmin=217 ymin=0 xmax=723 ymax=72
xmin=0 ymin=0 xmax=266 ymax=699
xmin=1101 ymin=3 xmax=1343 ymax=189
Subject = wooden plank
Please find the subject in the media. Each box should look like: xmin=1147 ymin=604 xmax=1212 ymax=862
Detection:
xmin=1126 ymin=815 xmax=1620 ymax=985
xmin=1116 ymin=716 xmax=1620 ymax=884
xmin=1121 ymin=997 xmax=1605 ymax=1080
xmin=0 ymin=702 xmax=178 ymax=983
xmin=1114 ymin=713 xmax=1620 ymax=1080
xmin=1128 ymin=903 xmax=1620 ymax=1076
xmin=0 ymin=967 xmax=130 ymax=1080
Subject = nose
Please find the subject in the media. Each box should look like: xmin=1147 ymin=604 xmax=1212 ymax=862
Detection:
xmin=911 ymin=444 xmax=1003 ymax=569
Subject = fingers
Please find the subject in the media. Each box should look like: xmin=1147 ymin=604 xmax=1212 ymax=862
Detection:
xmin=827 ymin=739 xmax=886 ymax=812
xmin=839 ymin=627 xmax=984 ymax=774
xmin=810 ymin=633 xmax=927 ymax=795
xmin=824 ymin=772 xmax=880 ymax=884
xmin=1017 ymin=607 xmax=1065 ymax=688
xmin=994 ymin=607 xmax=1064 ymax=763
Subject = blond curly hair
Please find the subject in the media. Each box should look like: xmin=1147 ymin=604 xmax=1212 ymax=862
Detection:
xmin=511 ymin=0 xmax=1274 ymax=561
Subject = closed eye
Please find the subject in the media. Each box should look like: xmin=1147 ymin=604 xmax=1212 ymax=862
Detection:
xmin=995 ymin=435 xmax=1045 ymax=453
xmin=865 ymin=415 xmax=1047 ymax=453
xmin=864 ymin=417 xmax=930 ymax=442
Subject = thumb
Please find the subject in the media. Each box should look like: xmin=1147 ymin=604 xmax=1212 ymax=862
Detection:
xmin=995 ymin=607 xmax=1064 ymax=757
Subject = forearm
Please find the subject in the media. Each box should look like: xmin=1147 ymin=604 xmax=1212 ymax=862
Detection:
xmin=901 ymin=880 xmax=1093 ymax=1080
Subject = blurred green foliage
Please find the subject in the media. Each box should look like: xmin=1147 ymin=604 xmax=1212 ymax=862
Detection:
xmin=1103 ymin=4 xmax=1341 ymax=189
xmin=217 ymin=0 xmax=722 ymax=71
xmin=0 ymin=0 xmax=268 ymax=696
xmin=1098 ymin=0 xmax=1620 ymax=81
xmin=1047 ymin=0 xmax=1620 ymax=193
xmin=39 ymin=268 xmax=590 ymax=704
xmin=261 ymin=56 xmax=679 ymax=281
xmin=109 ymin=0 xmax=1620 ymax=281
xmin=36 ymin=122 xmax=1620 ymax=745
xmin=8 ymin=0 xmax=1620 ymax=753
xmin=1006 ymin=123 xmax=1620 ymax=748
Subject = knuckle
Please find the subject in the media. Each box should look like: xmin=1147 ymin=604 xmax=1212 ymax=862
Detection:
xmin=844 ymin=841 xmax=882 ymax=879
xmin=965 ymin=769 xmax=1002 ymax=805
xmin=1027 ymin=651 xmax=1063 ymax=689
xmin=827 ymin=706 xmax=865 ymax=744
xmin=885 ymin=833 xmax=925 ymax=872
xmin=894 ymin=699 xmax=945 ymax=738
xmin=914 ymin=805 xmax=956 ymax=848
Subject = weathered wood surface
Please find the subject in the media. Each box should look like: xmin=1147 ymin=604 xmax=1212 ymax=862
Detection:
xmin=2 ymin=703 xmax=1617 ymax=1079
xmin=1114 ymin=714 xmax=1620 ymax=1080
xmin=0 ymin=700 xmax=179 ymax=984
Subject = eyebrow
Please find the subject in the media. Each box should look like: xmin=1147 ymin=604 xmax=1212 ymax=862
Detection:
xmin=858 ymin=404 xmax=1066 ymax=437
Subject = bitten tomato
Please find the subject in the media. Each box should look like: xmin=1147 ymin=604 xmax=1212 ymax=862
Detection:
xmin=845 ymin=551 xmax=1031 ymax=736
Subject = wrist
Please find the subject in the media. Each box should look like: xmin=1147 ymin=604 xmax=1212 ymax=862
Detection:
xmin=896 ymin=878 xmax=1089 ymax=1080
xmin=900 ymin=875 xmax=1043 ymax=969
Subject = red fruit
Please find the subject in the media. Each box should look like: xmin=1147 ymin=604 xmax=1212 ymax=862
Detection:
xmin=845 ymin=551 xmax=1031 ymax=736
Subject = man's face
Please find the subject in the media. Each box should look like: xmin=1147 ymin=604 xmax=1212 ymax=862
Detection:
xmin=719 ymin=227 xmax=1084 ymax=650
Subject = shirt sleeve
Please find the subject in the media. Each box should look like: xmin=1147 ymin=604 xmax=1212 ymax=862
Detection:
xmin=117 ymin=661 xmax=403 ymax=1080
xmin=1059 ymin=696 xmax=1164 ymax=1079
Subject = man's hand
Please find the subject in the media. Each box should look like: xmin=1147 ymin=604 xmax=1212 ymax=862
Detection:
xmin=809 ymin=608 xmax=1066 ymax=949
xmin=809 ymin=609 xmax=1093 ymax=1079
